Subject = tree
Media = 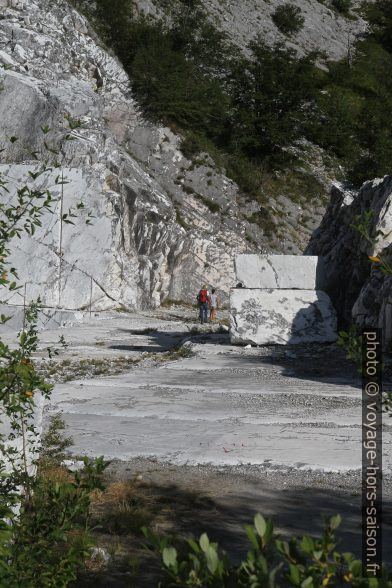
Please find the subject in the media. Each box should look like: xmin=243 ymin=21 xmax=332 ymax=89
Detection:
xmin=272 ymin=4 xmax=305 ymax=36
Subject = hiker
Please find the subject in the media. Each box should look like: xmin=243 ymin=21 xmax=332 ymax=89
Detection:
xmin=197 ymin=285 xmax=210 ymax=323
xmin=209 ymin=288 xmax=219 ymax=322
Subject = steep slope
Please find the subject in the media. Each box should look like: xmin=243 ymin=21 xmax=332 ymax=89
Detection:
xmin=0 ymin=0 xmax=259 ymax=310
xmin=136 ymin=0 xmax=372 ymax=60
xmin=0 ymin=0 xmax=384 ymax=312
xmin=306 ymin=177 xmax=392 ymax=346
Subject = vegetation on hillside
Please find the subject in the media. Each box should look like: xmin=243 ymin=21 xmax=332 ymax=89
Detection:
xmin=332 ymin=0 xmax=353 ymax=14
xmin=272 ymin=4 xmax=305 ymax=36
xmin=71 ymin=0 xmax=392 ymax=196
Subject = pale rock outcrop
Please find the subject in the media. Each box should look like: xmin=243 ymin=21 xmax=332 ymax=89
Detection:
xmin=0 ymin=0 xmax=256 ymax=310
xmin=306 ymin=177 xmax=392 ymax=346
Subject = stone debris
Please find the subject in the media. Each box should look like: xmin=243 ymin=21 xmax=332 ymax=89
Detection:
xmin=135 ymin=0 xmax=371 ymax=63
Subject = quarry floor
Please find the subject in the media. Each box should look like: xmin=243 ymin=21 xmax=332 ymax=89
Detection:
xmin=3 ymin=305 xmax=392 ymax=577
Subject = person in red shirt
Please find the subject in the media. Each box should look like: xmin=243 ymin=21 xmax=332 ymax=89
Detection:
xmin=197 ymin=285 xmax=210 ymax=323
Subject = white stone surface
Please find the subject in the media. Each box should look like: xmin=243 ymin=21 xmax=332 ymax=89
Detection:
xmin=0 ymin=0 xmax=256 ymax=310
xmin=235 ymin=254 xmax=323 ymax=289
xmin=230 ymin=288 xmax=337 ymax=345
xmin=34 ymin=312 xmax=390 ymax=473
xmin=0 ymin=304 xmax=84 ymax=332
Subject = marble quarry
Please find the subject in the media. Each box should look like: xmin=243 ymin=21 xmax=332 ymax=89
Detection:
xmin=230 ymin=255 xmax=337 ymax=345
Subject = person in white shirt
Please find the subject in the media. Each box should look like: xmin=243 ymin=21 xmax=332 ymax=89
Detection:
xmin=209 ymin=288 xmax=219 ymax=322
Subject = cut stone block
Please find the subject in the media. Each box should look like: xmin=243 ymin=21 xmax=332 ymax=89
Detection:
xmin=230 ymin=288 xmax=337 ymax=345
xmin=235 ymin=254 xmax=325 ymax=290
xmin=0 ymin=304 xmax=83 ymax=333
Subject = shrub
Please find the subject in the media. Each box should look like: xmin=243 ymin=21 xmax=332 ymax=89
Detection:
xmin=272 ymin=4 xmax=305 ymax=36
xmin=332 ymin=0 xmax=352 ymax=14
xmin=195 ymin=193 xmax=221 ymax=213
xmin=144 ymin=513 xmax=392 ymax=586
xmin=5 ymin=457 xmax=108 ymax=587
xmin=181 ymin=134 xmax=203 ymax=159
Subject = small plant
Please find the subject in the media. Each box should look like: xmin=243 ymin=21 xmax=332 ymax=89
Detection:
xmin=39 ymin=413 xmax=73 ymax=468
xmin=272 ymin=4 xmax=305 ymax=36
xmin=195 ymin=193 xmax=221 ymax=213
xmin=337 ymin=324 xmax=362 ymax=373
xmin=181 ymin=134 xmax=203 ymax=159
xmin=5 ymin=456 xmax=109 ymax=587
xmin=166 ymin=344 xmax=194 ymax=360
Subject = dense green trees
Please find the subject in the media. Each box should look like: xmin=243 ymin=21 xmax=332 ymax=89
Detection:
xmin=83 ymin=0 xmax=392 ymax=190
xmin=229 ymin=41 xmax=321 ymax=164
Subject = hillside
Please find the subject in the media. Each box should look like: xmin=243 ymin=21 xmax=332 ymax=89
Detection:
xmin=1 ymin=0 xmax=391 ymax=310
xmin=135 ymin=0 xmax=372 ymax=60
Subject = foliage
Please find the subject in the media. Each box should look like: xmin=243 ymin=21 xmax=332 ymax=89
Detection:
xmin=350 ymin=210 xmax=392 ymax=276
xmin=272 ymin=4 xmax=305 ymax=36
xmin=144 ymin=512 xmax=391 ymax=586
xmin=332 ymin=0 xmax=352 ymax=14
xmin=39 ymin=413 xmax=74 ymax=468
xmin=337 ymin=325 xmax=362 ymax=374
xmin=0 ymin=132 xmax=108 ymax=586
xmin=1 ymin=457 xmax=108 ymax=587
xmin=71 ymin=0 xmax=392 ymax=194
xmin=229 ymin=41 xmax=322 ymax=167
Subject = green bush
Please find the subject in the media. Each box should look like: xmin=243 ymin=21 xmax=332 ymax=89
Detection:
xmin=332 ymin=0 xmax=352 ymax=14
xmin=144 ymin=513 xmax=391 ymax=586
xmin=3 ymin=457 xmax=108 ymax=587
xmin=272 ymin=4 xmax=305 ymax=36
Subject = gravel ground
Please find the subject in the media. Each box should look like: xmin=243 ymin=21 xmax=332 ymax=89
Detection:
xmin=4 ymin=305 xmax=391 ymax=584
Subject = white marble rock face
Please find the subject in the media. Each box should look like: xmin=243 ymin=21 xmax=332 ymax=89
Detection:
xmin=235 ymin=254 xmax=324 ymax=290
xmin=230 ymin=288 xmax=337 ymax=345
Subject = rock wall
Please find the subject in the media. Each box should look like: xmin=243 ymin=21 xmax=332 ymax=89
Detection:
xmin=0 ymin=0 xmax=256 ymax=311
xmin=0 ymin=0 xmax=377 ymax=312
xmin=306 ymin=177 xmax=392 ymax=346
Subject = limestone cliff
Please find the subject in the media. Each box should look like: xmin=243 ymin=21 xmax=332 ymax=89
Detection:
xmin=0 ymin=0 xmax=378 ymax=311
xmin=0 ymin=0 xmax=252 ymax=310
xmin=306 ymin=177 xmax=392 ymax=347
